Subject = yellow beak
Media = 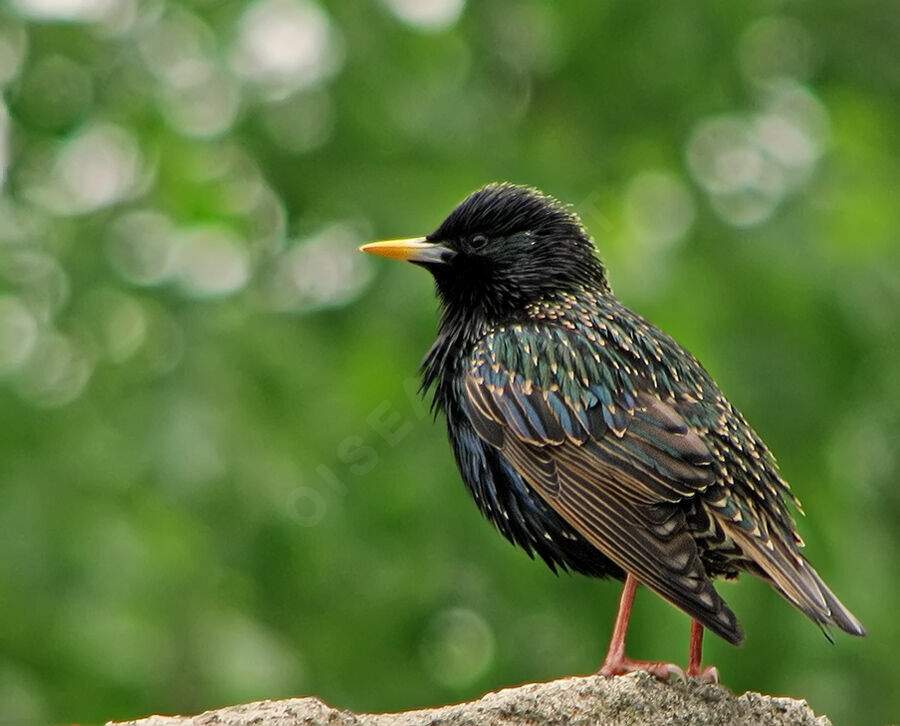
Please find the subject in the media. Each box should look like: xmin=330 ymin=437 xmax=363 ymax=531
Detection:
xmin=359 ymin=237 xmax=454 ymax=264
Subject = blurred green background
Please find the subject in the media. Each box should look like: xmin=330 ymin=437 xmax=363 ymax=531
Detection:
xmin=0 ymin=0 xmax=898 ymax=724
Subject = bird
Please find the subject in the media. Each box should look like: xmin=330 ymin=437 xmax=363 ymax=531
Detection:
xmin=359 ymin=182 xmax=865 ymax=681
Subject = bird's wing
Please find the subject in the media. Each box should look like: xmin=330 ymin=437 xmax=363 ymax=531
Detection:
xmin=462 ymin=325 xmax=743 ymax=644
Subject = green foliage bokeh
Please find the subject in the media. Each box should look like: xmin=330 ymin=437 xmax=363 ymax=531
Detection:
xmin=0 ymin=1 xmax=897 ymax=724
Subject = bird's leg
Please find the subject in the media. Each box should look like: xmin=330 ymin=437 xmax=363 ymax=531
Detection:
xmin=686 ymin=620 xmax=719 ymax=683
xmin=598 ymin=574 xmax=685 ymax=681
xmin=687 ymin=619 xmax=704 ymax=674
xmin=598 ymin=573 xmax=636 ymax=674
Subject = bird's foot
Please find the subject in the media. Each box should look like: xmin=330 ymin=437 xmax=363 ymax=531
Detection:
xmin=598 ymin=656 xmax=686 ymax=682
xmin=686 ymin=665 xmax=719 ymax=683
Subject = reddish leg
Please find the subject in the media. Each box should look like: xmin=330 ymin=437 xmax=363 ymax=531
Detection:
xmin=686 ymin=620 xmax=719 ymax=683
xmin=598 ymin=574 xmax=685 ymax=681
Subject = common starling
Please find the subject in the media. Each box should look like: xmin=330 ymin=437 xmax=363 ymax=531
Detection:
xmin=360 ymin=183 xmax=865 ymax=680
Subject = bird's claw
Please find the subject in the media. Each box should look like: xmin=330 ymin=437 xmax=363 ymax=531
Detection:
xmin=663 ymin=663 xmax=688 ymax=682
xmin=686 ymin=665 xmax=719 ymax=683
xmin=598 ymin=657 xmax=686 ymax=682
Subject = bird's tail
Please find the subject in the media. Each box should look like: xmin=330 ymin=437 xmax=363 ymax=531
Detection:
xmin=729 ymin=527 xmax=866 ymax=637
xmin=801 ymin=559 xmax=867 ymax=637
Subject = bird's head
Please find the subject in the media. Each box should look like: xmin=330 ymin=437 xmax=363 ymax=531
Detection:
xmin=361 ymin=184 xmax=608 ymax=322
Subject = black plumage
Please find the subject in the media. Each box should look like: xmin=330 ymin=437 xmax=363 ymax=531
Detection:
xmin=361 ymin=183 xmax=864 ymax=678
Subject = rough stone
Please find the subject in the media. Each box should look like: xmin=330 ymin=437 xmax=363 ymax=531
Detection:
xmin=109 ymin=673 xmax=831 ymax=726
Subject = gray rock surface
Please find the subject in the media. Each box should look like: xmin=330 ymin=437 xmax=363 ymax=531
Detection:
xmin=110 ymin=672 xmax=831 ymax=726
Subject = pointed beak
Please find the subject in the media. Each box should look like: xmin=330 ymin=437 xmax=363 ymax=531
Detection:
xmin=359 ymin=237 xmax=455 ymax=265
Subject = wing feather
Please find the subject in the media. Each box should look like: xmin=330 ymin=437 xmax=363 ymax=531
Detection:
xmin=462 ymin=358 xmax=744 ymax=644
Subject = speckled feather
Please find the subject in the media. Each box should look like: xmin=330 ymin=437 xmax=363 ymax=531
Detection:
xmin=415 ymin=184 xmax=864 ymax=645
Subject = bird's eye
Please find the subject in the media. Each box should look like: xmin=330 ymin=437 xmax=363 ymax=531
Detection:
xmin=470 ymin=234 xmax=488 ymax=251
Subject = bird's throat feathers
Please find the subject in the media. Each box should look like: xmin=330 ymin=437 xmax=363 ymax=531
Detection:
xmin=418 ymin=300 xmax=483 ymax=415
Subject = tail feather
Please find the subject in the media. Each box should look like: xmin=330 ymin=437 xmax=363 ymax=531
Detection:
xmin=804 ymin=561 xmax=867 ymax=636
xmin=728 ymin=527 xmax=866 ymax=637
